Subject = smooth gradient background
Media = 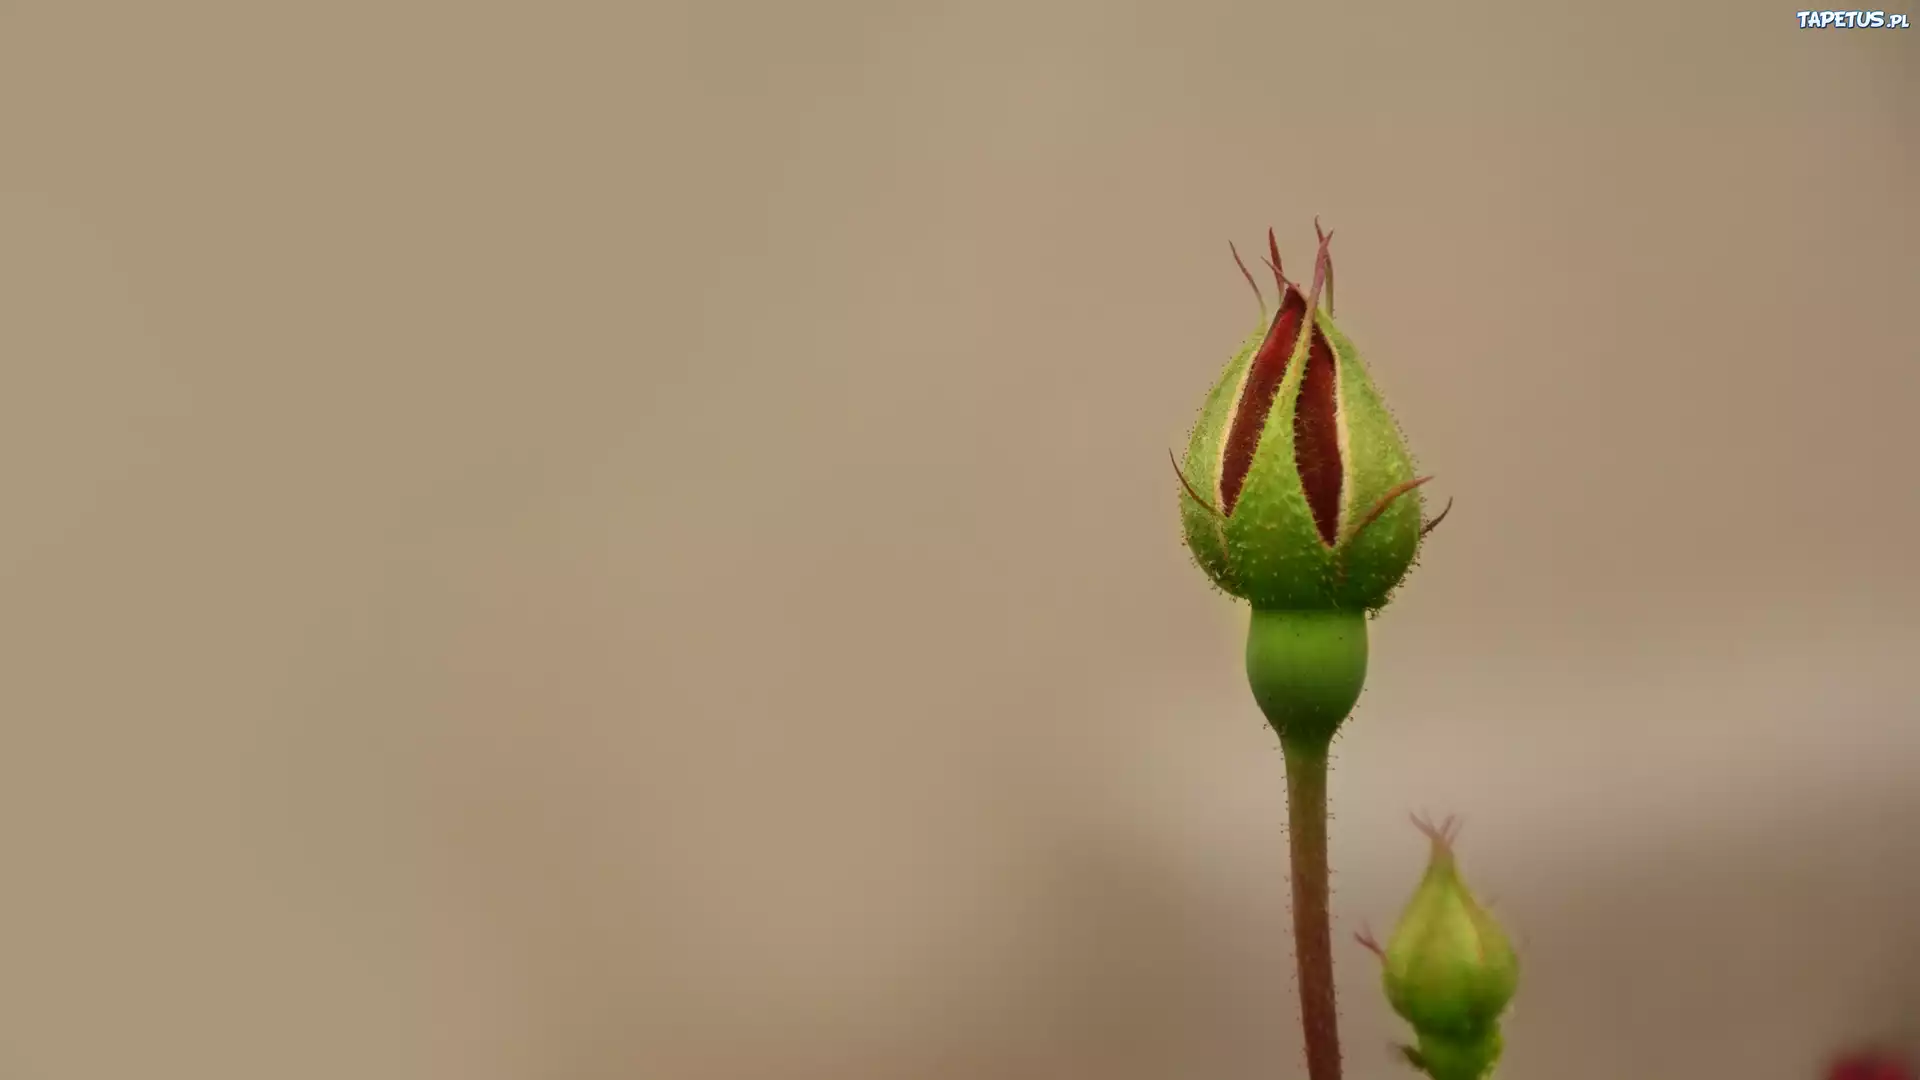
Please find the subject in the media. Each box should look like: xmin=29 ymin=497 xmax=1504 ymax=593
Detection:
xmin=2 ymin=2 xmax=1916 ymax=1078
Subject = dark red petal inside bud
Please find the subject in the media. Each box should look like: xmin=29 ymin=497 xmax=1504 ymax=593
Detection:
xmin=1294 ymin=321 xmax=1344 ymax=545
xmin=1219 ymin=285 xmax=1308 ymax=515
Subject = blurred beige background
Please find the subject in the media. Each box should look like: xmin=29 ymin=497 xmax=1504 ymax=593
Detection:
xmin=2 ymin=1 xmax=1916 ymax=1078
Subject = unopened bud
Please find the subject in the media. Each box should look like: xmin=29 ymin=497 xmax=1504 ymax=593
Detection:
xmin=1363 ymin=815 xmax=1518 ymax=1080
xmin=1175 ymin=223 xmax=1437 ymax=614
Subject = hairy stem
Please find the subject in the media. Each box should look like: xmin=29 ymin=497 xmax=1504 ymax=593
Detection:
xmin=1282 ymin=735 xmax=1341 ymax=1080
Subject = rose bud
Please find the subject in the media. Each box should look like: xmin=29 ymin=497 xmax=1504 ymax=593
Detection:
xmin=1174 ymin=223 xmax=1444 ymax=746
xmin=1359 ymin=815 xmax=1518 ymax=1080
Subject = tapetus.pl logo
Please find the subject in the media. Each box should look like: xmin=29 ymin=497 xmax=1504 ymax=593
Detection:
xmin=1795 ymin=9 xmax=1910 ymax=25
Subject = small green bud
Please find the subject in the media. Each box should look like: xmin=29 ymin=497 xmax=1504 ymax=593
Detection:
xmin=1175 ymin=223 xmax=1439 ymax=614
xmin=1362 ymin=815 xmax=1518 ymax=1080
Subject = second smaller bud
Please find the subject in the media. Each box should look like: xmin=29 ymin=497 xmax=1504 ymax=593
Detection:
xmin=1363 ymin=815 xmax=1518 ymax=1080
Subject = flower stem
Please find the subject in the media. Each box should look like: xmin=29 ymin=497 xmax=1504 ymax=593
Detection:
xmin=1243 ymin=609 xmax=1365 ymax=1079
xmin=1282 ymin=734 xmax=1341 ymax=1080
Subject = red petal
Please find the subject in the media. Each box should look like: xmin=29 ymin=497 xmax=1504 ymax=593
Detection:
xmin=1219 ymin=285 xmax=1308 ymax=514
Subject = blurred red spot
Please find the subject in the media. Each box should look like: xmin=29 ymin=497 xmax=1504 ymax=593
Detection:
xmin=1828 ymin=1052 xmax=1915 ymax=1080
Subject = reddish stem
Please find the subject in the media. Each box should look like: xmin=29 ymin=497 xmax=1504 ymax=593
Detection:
xmin=1283 ymin=738 xmax=1343 ymax=1080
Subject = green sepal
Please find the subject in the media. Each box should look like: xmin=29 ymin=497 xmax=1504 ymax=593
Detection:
xmin=1320 ymin=313 xmax=1422 ymax=609
xmin=1178 ymin=324 xmax=1263 ymax=595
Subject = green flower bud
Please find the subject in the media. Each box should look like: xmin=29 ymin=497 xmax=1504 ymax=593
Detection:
xmin=1175 ymin=224 xmax=1437 ymax=614
xmin=1174 ymin=223 xmax=1448 ymax=748
xmin=1361 ymin=815 xmax=1518 ymax=1080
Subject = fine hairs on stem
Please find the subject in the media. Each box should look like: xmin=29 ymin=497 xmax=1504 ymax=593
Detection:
xmin=1283 ymin=736 xmax=1341 ymax=1080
